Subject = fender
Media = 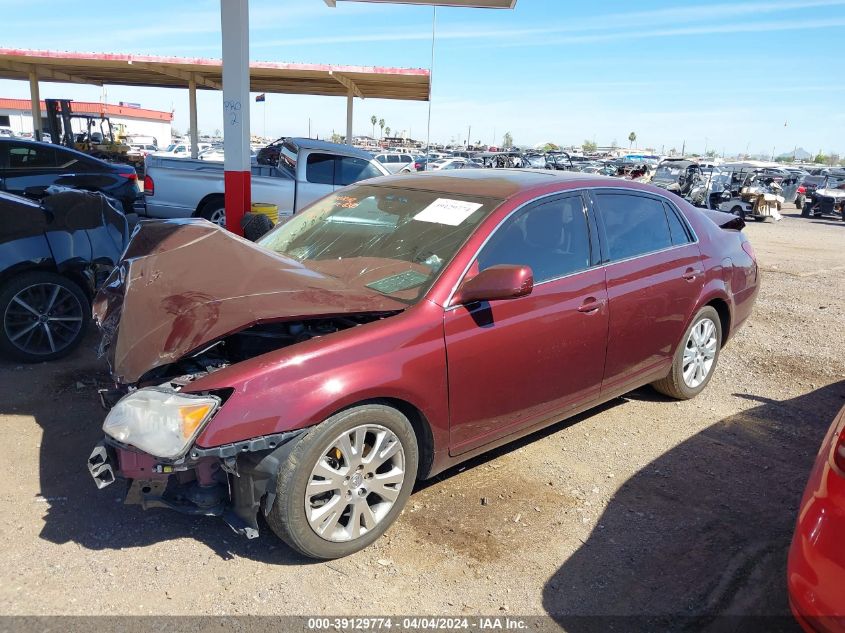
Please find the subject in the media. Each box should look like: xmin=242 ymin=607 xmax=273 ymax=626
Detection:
xmin=188 ymin=301 xmax=450 ymax=455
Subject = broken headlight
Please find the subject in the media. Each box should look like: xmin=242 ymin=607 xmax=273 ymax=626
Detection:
xmin=102 ymin=388 xmax=220 ymax=459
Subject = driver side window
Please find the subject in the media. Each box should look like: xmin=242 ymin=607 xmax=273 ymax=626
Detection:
xmin=477 ymin=195 xmax=592 ymax=283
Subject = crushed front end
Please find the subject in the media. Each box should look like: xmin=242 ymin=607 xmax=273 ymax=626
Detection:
xmin=88 ymin=382 xmax=307 ymax=538
xmin=86 ymin=219 xmax=403 ymax=538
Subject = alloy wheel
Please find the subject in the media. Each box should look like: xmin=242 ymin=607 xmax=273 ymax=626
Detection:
xmin=305 ymin=424 xmax=406 ymax=543
xmin=3 ymin=283 xmax=84 ymax=356
xmin=208 ymin=207 xmax=226 ymax=227
xmin=682 ymin=317 xmax=718 ymax=389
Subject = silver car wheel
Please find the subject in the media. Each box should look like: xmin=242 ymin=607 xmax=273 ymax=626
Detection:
xmin=208 ymin=207 xmax=226 ymax=226
xmin=305 ymin=424 xmax=406 ymax=543
xmin=682 ymin=317 xmax=717 ymax=389
xmin=4 ymin=283 xmax=83 ymax=356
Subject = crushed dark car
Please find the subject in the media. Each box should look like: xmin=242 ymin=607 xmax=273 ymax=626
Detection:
xmin=651 ymin=159 xmax=702 ymax=196
xmin=0 ymin=189 xmax=130 ymax=362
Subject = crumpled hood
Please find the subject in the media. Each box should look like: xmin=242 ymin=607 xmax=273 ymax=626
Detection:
xmin=94 ymin=219 xmax=406 ymax=384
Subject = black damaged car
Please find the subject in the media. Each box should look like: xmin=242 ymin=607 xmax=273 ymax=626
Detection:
xmin=802 ymin=170 xmax=845 ymax=220
xmin=0 ymin=190 xmax=130 ymax=362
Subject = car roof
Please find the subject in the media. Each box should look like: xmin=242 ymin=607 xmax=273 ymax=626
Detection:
xmin=364 ymin=168 xmax=601 ymax=199
xmin=0 ymin=136 xmax=101 ymax=160
xmin=288 ymin=137 xmax=375 ymax=160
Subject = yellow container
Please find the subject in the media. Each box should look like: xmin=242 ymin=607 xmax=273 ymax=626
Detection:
xmin=251 ymin=202 xmax=279 ymax=224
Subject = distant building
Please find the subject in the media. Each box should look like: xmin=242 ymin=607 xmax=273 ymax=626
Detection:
xmin=0 ymin=98 xmax=173 ymax=146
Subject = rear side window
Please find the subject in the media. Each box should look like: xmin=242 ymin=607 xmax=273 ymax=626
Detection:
xmin=337 ymin=157 xmax=383 ymax=186
xmin=596 ymin=193 xmax=673 ymax=261
xmin=386 ymin=155 xmax=400 ymax=164
xmin=400 ymin=155 xmax=412 ymax=163
xmin=306 ymin=153 xmax=335 ymax=185
xmin=8 ymin=144 xmax=57 ymax=169
xmin=663 ymin=202 xmax=692 ymax=245
xmin=54 ymin=147 xmax=82 ymax=170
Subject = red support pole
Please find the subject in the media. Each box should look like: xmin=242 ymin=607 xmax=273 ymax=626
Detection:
xmin=221 ymin=0 xmax=251 ymax=236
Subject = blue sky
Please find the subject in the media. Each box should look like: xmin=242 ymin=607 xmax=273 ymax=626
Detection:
xmin=1 ymin=0 xmax=844 ymax=155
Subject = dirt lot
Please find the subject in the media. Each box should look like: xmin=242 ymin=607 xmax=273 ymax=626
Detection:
xmin=1 ymin=205 xmax=843 ymax=628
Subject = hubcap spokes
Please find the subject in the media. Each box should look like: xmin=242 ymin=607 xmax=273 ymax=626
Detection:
xmin=682 ymin=318 xmax=717 ymax=388
xmin=210 ymin=209 xmax=226 ymax=226
xmin=4 ymin=283 xmax=83 ymax=356
xmin=305 ymin=424 xmax=405 ymax=543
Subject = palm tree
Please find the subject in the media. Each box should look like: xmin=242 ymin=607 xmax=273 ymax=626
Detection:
xmin=385 ymin=126 xmax=391 ymax=138
xmin=370 ymin=115 xmax=377 ymax=138
xmin=628 ymin=131 xmax=637 ymax=148
xmin=379 ymin=118 xmax=385 ymax=138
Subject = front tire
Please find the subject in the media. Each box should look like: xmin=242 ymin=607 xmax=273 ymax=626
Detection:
xmin=267 ymin=404 xmax=419 ymax=559
xmin=652 ymin=306 xmax=722 ymax=400
xmin=0 ymin=271 xmax=90 ymax=362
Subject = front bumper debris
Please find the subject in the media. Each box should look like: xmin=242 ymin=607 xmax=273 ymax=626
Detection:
xmin=87 ymin=442 xmax=116 ymax=489
xmin=87 ymin=428 xmax=308 ymax=540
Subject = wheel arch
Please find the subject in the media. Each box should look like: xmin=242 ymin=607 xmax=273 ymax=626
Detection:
xmin=194 ymin=193 xmax=224 ymax=217
xmin=705 ymin=297 xmax=731 ymax=347
xmin=330 ymin=397 xmax=436 ymax=481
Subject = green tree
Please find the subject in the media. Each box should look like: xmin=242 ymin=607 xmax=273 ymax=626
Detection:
xmin=330 ymin=132 xmax=343 ymax=144
xmin=628 ymin=131 xmax=637 ymax=148
xmin=370 ymin=115 xmax=377 ymax=138
xmin=378 ymin=118 xmax=385 ymax=138
xmin=385 ymin=126 xmax=391 ymax=138
xmin=502 ymin=132 xmax=513 ymax=148
xmin=814 ymin=153 xmax=828 ymax=164
xmin=582 ymin=140 xmax=597 ymax=153
xmin=540 ymin=142 xmax=559 ymax=151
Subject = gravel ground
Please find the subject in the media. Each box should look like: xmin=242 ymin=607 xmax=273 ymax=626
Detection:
xmin=1 ymin=206 xmax=843 ymax=629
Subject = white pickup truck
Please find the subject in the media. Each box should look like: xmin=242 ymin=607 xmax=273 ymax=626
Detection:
xmin=141 ymin=138 xmax=389 ymax=225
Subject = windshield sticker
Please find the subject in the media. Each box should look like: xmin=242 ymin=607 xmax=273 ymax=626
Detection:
xmin=413 ymin=198 xmax=483 ymax=226
xmin=366 ymin=270 xmax=430 ymax=294
xmin=334 ymin=196 xmax=360 ymax=209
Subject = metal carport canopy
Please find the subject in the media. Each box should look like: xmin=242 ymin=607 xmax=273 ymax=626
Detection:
xmin=0 ymin=48 xmax=431 ymax=101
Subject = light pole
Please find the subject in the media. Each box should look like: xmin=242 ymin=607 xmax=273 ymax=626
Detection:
xmin=324 ymin=0 xmax=517 ymax=163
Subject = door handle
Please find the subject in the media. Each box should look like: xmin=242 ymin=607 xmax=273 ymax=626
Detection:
xmin=682 ymin=267 xmax=701 ymax=281
xmin=577 ymin=297 xmax=604 ymax=313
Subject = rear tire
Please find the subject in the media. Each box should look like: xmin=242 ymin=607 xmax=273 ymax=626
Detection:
xmin=198 ymin=197 xmax=226 ymax=227
xmin=267 ymin=404 xmax=419 ymax=559
xmin=652 ymin=306 xmax=722 ymax=400
xmin=801 ymin=202 xmax=812 ymax=218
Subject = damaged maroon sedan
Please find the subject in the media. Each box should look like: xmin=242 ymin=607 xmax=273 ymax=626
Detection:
xmin=87 ymin=170 xmax=759 ymax=559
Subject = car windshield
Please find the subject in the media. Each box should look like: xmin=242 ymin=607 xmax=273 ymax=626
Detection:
xmin=824 ymin=176 xmax=845 ymax=190
xmin=257 ymin=185 xmax=501 ymax=303
xmin=655 ymin=165 xmax=682 ymax=179
xmin=164 ymin=144 xmax=176 ymax=152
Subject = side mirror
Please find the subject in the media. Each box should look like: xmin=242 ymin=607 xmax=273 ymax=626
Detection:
xmin=452 ymin=264 xmax=533 ymax=306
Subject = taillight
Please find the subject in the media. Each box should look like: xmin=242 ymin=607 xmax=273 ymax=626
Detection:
xmin=741 ymin=240 xmax=756 ymax=262
xmin=797 ymin=185 xmax=806 ymax=194
xmin=119 ymin=171 xmax=137 ymax=181
xmin=143 ymin=175 xmax=154 ymax=195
